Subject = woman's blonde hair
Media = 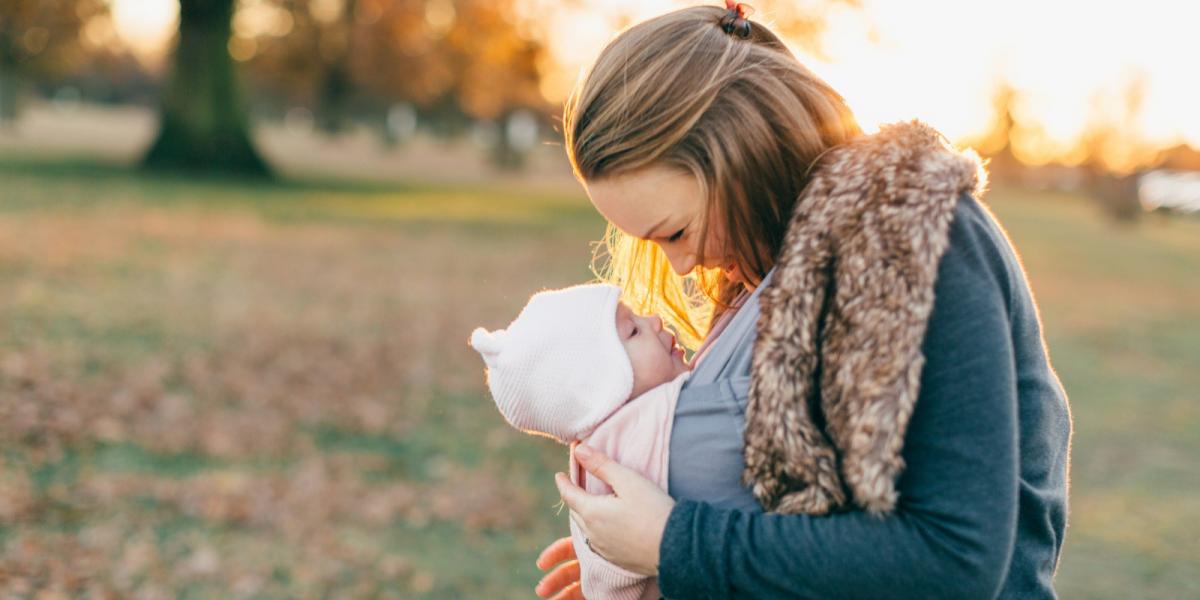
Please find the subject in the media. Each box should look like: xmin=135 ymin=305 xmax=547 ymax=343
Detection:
xmin=564 ymin=5 xmax=862 ymax=349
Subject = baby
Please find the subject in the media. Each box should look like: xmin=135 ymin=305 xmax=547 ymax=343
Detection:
xmin=470 ymin=283 xmax=690 ymax=600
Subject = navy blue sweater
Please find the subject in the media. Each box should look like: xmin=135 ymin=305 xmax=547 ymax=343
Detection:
xmin=657 ymin=196 xmax=1072 ymax=599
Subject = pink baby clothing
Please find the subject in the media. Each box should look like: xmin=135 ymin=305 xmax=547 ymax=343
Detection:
xmin=568 ymin=371 xmax=690 ymax=600
xmin=468 ymin=283 xmax=689 ymax=599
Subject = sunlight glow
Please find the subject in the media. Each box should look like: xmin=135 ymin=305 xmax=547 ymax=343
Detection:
xmin=523 ymin=0 xmax=1200 ymax=167
xmin=109 ymin=0 xmax=1200 ymax=164
xmin=110 ymin=0 xmax=178 ymax=59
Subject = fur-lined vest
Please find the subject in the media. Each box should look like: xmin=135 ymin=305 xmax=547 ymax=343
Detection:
xmin=744 ymin=120 xmax=988 ymax=515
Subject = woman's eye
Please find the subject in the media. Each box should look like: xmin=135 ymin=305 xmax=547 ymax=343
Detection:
xmin=667 ymin=228 xmax=685 ymax=243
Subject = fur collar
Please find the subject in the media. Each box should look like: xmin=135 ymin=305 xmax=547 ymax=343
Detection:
xmin=743 ymin=120 xmax=987 ymax=515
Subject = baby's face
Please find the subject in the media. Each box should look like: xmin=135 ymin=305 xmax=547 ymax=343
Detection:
xmin=615 ymin=301 xmax=690 ymax=399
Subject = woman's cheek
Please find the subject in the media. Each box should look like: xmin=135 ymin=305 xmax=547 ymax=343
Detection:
xmin=658 ymin=244 xmax=692 ymax=276
xmin=702 ymin=227 xmax=731 ymax=265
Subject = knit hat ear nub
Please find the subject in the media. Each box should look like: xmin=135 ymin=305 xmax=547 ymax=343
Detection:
xmin=468 ymin=284 xmax=635 ymax=444
xmin=469 ymin=328 xmax=504 ymax=358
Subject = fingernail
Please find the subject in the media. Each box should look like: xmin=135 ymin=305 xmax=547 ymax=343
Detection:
xmin=575 ymin=444 xmax=593 ymax=460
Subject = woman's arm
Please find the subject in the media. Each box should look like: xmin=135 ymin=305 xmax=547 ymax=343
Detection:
xmin=656 ymin=206 xmax=1022 ymax=599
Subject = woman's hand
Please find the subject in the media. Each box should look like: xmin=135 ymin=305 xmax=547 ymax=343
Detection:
xmin=554 ymin=444 xmax=675 ymax=577
xmin=534 ymin=536 xmax=583 ymax=599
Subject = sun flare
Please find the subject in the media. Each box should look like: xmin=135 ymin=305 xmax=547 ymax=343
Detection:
xmin=111 ymin=0 xmax=1200 ymax=164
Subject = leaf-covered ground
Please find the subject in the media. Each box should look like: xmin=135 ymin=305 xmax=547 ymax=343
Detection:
xmin=1 ymin=160 xmax=1197 ymax=598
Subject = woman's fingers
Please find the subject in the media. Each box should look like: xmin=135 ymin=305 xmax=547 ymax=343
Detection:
xmin=535 ymin=536 xmax=576 ymax=570
xmin=573 ymin=444 xmax=639 ymax=494
xmin=535 ymin=559 xmax=582 ymax=598
xmin=554 ymin=472 xmax=594 ymax=514
xmin=548 ymin=581 xmax=586 ymax=600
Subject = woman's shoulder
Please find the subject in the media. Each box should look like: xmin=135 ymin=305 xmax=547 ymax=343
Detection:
xmin=937 ymin=193 xmax=1022 ymax=316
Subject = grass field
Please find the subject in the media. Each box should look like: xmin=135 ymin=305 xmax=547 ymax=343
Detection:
xmin=1 ymin=157 xmax=1197 ymax=598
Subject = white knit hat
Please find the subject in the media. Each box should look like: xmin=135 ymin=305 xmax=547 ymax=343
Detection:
xmin=469 ymin=284 xmax=634 ymax=444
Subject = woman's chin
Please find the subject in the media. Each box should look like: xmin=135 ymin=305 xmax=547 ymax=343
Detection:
xmin=724 ymin=264 xmax=743 ymax=284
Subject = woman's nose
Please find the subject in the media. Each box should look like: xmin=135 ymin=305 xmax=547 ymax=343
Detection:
xmin=659 ymin=245 xmax=695 ymax=276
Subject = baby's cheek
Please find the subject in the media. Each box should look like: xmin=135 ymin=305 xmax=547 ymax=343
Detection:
xmin=628 ymin=350 xmax=654 ymax=388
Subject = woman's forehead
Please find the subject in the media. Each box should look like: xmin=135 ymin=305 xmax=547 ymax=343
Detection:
xmin=586 ymin=166 xmax=702 ymax=238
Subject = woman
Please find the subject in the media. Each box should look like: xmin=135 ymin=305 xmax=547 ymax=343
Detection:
xmin=537 ymin=4 xmax=1071 ymax=599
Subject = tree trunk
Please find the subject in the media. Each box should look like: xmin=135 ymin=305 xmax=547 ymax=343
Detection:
xmin=314 ymin=0 xmax=355 ymax=135
xmin=142 ymin=0 xmax=270 ymax=176
xmin=315 ymin=58 xmax=352 ymax=135
xmin=0 ymin=70 xmax=20 ymax=126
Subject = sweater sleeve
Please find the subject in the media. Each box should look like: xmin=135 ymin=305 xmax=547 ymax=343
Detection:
xmin=657 ymin=206 xmax=1021 ymax=600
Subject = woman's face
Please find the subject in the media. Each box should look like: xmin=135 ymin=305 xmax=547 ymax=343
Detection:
xmin=585 ymin=165 xmax=747 ymax=285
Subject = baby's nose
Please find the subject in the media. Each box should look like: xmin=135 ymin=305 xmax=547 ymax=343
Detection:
xmin=647 ymin=315 xmax=663 ymax=331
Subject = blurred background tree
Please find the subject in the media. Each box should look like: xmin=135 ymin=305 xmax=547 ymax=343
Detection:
xmin=0 ymin=0 xmax=107 ymax=124
xmin=973 ymin=84 xmax=1022 ymax=181
xmin=1 ymin=0 xmax=1196 ymax=200
xmin=1075 ymin=74 xmax=1153 ymax=222
xmin=244 ymin=0 xmax=546 ymax=167
xmin=127 ymin=0 xmax=548 ymax=174
xmin=142 ymin=0 xmax=271 ymax=176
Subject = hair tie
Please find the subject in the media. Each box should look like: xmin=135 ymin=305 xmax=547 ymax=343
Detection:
xmin=720 ymin=0 xmax=754 ymax=39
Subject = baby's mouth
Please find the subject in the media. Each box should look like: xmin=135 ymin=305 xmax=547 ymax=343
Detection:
xmin=667 ymin=333 xmax=683 ymax=357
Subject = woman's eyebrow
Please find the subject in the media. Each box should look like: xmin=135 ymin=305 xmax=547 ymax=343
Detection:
xmin=639 ymin=216 xmax=669 ymax=240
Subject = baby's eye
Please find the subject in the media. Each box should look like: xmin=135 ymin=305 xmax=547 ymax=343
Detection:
xmin=631 ymin=326 xmax=639 ymax=337
xmin=667 ymin=228 xmax=685 ymax=243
